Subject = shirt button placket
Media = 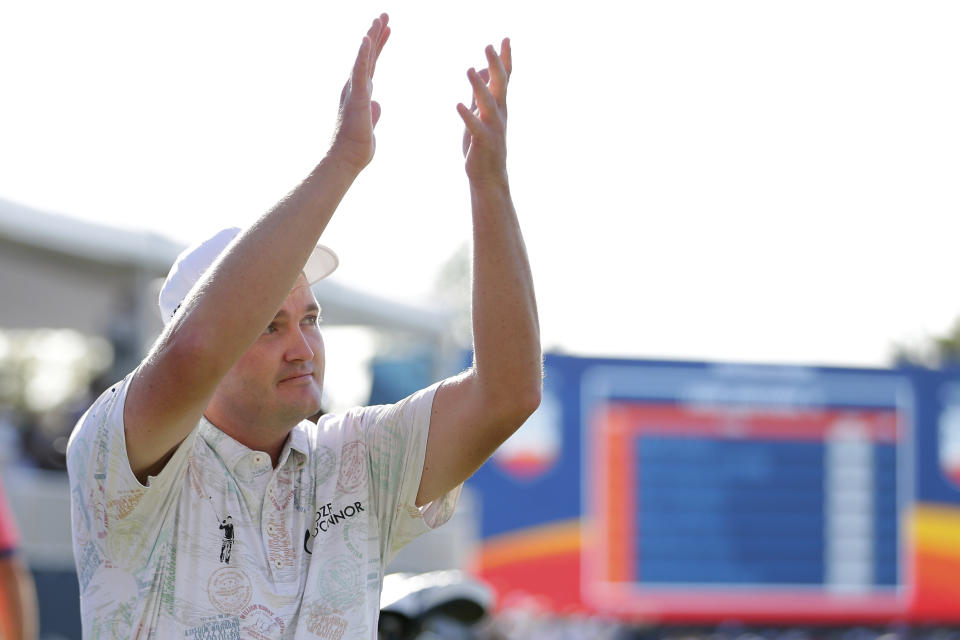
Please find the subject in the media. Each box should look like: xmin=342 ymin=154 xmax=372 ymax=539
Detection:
xmin=262 ymin=462 xmax=275 ymax=575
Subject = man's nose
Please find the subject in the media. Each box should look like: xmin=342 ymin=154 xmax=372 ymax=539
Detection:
xmin=284 ymin=326 xmax=315 ymax=361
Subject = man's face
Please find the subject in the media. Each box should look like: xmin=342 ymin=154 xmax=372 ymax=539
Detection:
xmin=208 ymin=273 xmax=325 ymax=431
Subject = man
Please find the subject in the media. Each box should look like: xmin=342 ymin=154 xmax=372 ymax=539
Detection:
xmin=66 ymin=13 xmax=541 ymax=638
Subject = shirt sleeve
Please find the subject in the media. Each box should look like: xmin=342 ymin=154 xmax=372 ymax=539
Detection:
xmin=66 ymin=370 xmax=196 ymax=573
xmin=359 ymin=381 xmax=462 ymax=563
xmin=0 ymin=476 xmax=20 ymax=557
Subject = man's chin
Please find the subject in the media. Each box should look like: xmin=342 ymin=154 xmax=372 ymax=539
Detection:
xmin=275 ymin=380 xmax=322 ymax=421
xmin=288 ymin=392 xmax=322 ymax=422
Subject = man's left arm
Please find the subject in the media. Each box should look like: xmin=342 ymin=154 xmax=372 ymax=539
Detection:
xmin=417 ymin=39 xmax=542 ymax=507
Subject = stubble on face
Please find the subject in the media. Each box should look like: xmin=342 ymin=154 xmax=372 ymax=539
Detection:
xmin=205 ymin=274 xmax=325 ymax=450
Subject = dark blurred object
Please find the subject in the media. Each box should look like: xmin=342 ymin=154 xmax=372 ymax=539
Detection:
xmin=22 ymin=424 xmax=67 ymax=471
xmin=22 ymin=375 xmax=110 ymax=471
xmin=379 ymin=570 xmax=493 ymax=640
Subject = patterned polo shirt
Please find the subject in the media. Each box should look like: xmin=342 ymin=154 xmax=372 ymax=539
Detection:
xmin=66 ymin=372 xmax=460 ymax=639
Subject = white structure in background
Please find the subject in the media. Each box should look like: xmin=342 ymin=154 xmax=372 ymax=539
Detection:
xmin=0 ymin=198 xmax=456 ymax=378
xmin=0 ymin=197 xmax=473 ymax=577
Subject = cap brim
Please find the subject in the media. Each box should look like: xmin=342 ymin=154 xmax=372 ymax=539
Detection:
xmin=303 ymin=244 xmax=338 ymax=284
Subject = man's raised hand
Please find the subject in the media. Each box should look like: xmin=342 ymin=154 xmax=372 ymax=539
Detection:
xmin=331 ymin=13 xmax=390 ymax=173
xmin=458 ymin=38 xmax=512 ymax=186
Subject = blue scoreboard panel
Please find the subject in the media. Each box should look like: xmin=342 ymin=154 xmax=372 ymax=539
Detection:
xmin=636 ymin=427 xmax=897 ymax=586
xmin=581 ymin=363 xmax=910 ymax=622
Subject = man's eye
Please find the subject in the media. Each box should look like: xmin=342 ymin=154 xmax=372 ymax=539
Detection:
xmin=303 ymin=315 xmax=322 ymax=326
xmin=264 ymin=323 xmax=278 ymax=335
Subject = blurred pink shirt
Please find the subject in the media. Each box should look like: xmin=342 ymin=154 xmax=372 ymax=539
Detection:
xmin=0 ymin=476 xmax=20 ymax=555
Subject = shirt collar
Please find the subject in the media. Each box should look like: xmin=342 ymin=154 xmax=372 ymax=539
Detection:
xmin=282 ymin=421 xmax=311 ymax=468
xmin=198 ymin=416 xmax=310 ymax=473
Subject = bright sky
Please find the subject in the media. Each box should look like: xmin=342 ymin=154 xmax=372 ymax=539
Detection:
xmin=2 ymin=1 xmax=959 ymax=369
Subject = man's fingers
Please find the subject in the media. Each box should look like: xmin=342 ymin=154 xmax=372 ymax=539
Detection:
xmin=361 ymin=14 xmax=389 ymax=78
xmin=369 ymin=26 xmax=390 ymax=77
xmin=374 ymin=13 xmax=390 ymax=60
xmin=343 ymin=15 xmax=389 ymax=111
xmin=366 ymin=14 xmax=385 ymax=46
xmin=374 ymin=26 xmax=391 ymax=67
xmin=484 ymin=45 xmax=508 ymax=101
xmin=457 ymin=102 xmax=485 ymax=140
xmin=501 ymin=38 xmax=512 ymax=77
xmin=351 ymin=36 xmax=372 ymax=91
xmin=467 ymin=67 xmax=499 ymax=121
xmin=367 ymin=14 xmax=389 ymax=76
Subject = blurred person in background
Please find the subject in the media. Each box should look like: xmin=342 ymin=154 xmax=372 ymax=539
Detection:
xmin=66 ymin=13 xmax=540 ymax=638
xmin=0 ymin=476 xmax=38 ymax=640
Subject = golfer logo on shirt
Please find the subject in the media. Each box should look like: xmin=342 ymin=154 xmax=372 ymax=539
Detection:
xmin=208 ymin=495 xmax=235 ymax=564
xmin=219 ymin=516 xmax=235 ymax=564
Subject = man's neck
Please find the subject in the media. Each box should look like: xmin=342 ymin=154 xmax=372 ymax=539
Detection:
xmin=203 ymin=412 xmax=295 ymax=468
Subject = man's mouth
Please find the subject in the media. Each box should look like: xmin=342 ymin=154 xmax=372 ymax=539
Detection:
xmin=279 ymin=371 xmax=314 ymax=383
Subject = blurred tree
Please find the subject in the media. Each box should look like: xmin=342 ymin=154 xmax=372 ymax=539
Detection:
xmin=892 ymin=318 xmax=960 ymax=368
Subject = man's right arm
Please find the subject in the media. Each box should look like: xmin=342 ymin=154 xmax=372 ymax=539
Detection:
xmin=122 ymin=14 xmax=391 ymax=481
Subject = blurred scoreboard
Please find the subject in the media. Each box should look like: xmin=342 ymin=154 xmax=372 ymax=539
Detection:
xmin=471 ymin=356 xmax=960 ymax=624
xmin=582 ymin=363 xmax=909 ymax=622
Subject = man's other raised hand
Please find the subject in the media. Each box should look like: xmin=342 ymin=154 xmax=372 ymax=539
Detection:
xmin=458 ymin=38 xmax=512 ymax=187
xmin=331 ymin=13 xmax=390 ymax=173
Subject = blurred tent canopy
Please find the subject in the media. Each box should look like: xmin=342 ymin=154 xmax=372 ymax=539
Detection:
xmin=0 ymin=197 xmax=452 ymax=344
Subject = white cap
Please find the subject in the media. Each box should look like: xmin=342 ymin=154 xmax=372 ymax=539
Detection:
xmin=158 ymin=227 xmax=338 ymax=325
